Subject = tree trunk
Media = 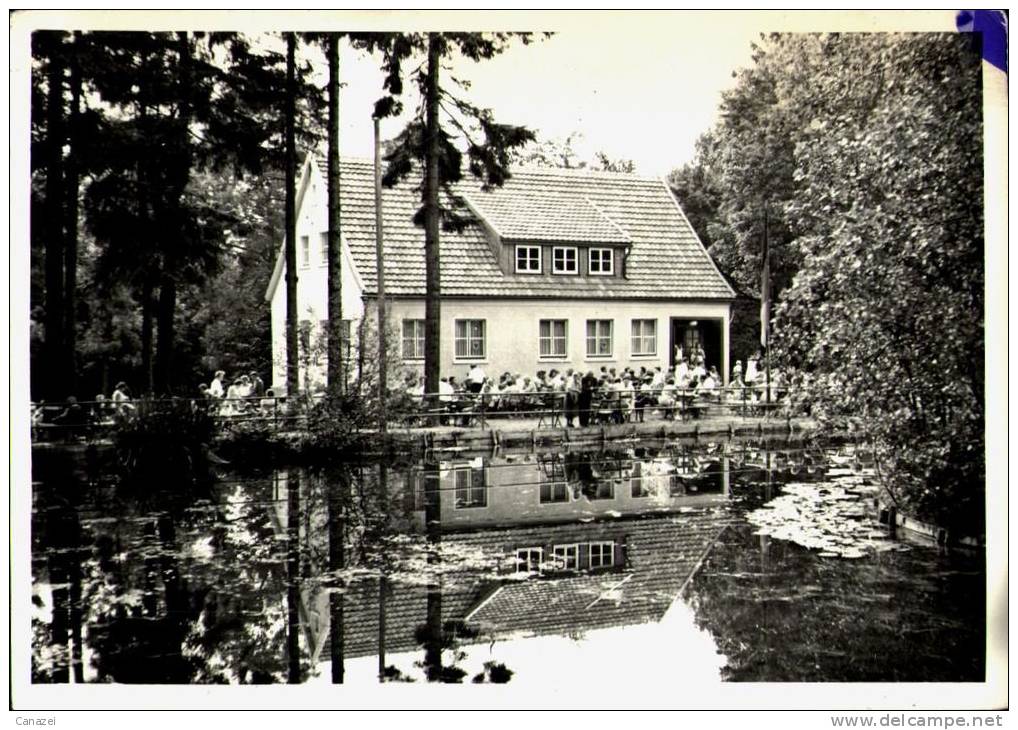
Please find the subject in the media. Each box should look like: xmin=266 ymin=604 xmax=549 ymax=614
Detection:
xmin=154 ymin=277 xmax=176 ymax=395
xmin=373 ymin=117 xmax=388 ymax=431
xmin=44 ymin=34 xmax=66 ymax=400
xmin=140 ymin=280 xmax=155 ymax=395
xmin=284 ymin=33 xmax=299 ymax=398
xmin=63 ymin=31 xmax=82 ymax=397
xmin=423 ymin=33 xmax=442 ymax=404
xmin=326 ymin=34 xmax=344 ymax=395
xmin=152 ymin=32 xmax=192 ymax=398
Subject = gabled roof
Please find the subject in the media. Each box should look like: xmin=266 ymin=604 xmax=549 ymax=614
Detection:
xmin=309 ymin=509 xmax=729 ymax=661
xmin=266 ymin=157 xmax=736 ymax=302
xmin=462 ymin=189 xmax=632 ymax=244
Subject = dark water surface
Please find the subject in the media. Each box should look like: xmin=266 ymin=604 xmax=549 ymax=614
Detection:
xmin=30 ymin=436 xmax=984 ymax=684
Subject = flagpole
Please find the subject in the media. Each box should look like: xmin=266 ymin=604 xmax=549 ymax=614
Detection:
xmin=374 ymin=117 xmax=388 ymax=433
xmin=762 ymin=206 xmax=771 ymax=405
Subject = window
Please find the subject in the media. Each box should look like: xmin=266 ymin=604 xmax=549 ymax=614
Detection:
xmin=552 ymin=246 xmax=578 ymax=275
xmin=630 ymin=461 xmax=648 ymax=497
xmin=515 ymin=245 xmax=541 ymax=274
xmin=299 ymin=236 xmax=310 ymax=268
xmin=402 ymin=319 xmax=425 ymax=360
xmin=515 ymin=547 xmax=543 ymax=574
xmin=539 ymin=319 xmax=568 ymax=358
xmin=539 ymin=455 xmax=569 ymax=503
xmin=455 ymin=319 xmax=486 ymax=360
xmin=589 ymin=248 xmax=614 ymax=275
xmin=454 ymin=466 xmax=486 ymax=509
xmin=551 ymin=544 xmax=579 ymax=571
xmin=540 ymin=482 xmax=569 ymax=503
xmin=631 ymin=319 xmax=657 ymax=356
xmin=586 ymin=319 xmax=613 ymax=358
xmin=319 ymin=232 xmax=329 ymax=266
xmin=588 ymin=542 xmax=615 ymax=569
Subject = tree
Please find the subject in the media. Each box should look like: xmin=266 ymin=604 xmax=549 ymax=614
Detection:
xmin=376 ymin=33 xmax=539 ymax=396
xmin=284 ymin=32 xmax=299 ymax=398
xmin=325 ymin=34 xmax=345 ymax=394
xmin=36 ymin=31 xmax=67 ymax=399
xmin=677 ymin=33 xmax=984 ymax=529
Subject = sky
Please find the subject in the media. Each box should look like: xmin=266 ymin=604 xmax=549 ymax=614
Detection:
xmin=316 ymin=10 xmax=963 ymax=176
xmin=11 ymin=10 xmax=962 ymax=177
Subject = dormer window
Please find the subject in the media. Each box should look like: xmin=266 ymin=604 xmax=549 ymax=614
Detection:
xmin=552 ymin=246 xmax=578 ymax=275
xmin=589 ymin=248 xmax=614 ymax=276
xmin=515 ymin=245 xmax=541 ymax=274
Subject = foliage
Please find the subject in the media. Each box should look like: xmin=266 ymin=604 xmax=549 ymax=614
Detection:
xmin=516 ymin=130 xmax=636 ymax=172
xmin=111 ymin=398 xmax=217 ymax=504
xmin=31 ymin=31 xmax=324 ymax=398
xmin=673 ymin=33 xmax=985 ymax=529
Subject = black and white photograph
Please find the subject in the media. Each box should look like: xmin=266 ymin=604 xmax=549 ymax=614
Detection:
xmin=9 ymin=8 xmax=1007 ymax=719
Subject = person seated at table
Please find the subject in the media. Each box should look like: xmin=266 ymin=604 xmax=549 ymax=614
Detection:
xmin=466 ymin=363 xmax=486 ymax=393
xmin=650 ymin=366 xmax=666 ymax=389
xmin=745 ymin=354 xmax=760 ymax=385
xmin=619 ymin=377 xmax=635 ymax=422
xmin=657 ymin=378 xmax=678 ymax=418
xmin=696 ymin=370 xmax=720 ymax=401
xmin=479 ymin=377 xmax=500 ymax=410
xmin=91 ymin=394 xmax=114 ymax=423
xmin=725 ymin=374 xmax=747 ymax=405
xmin=438 ymin=377 xmax=455 ymax=403
xmin=53 ymin=396 xmax=88 ymax=438
xmin=111 ymin=383 xmax=135 ymax=418
xmin=547 ymin=369 xmax=563 ymax=390
xmin=260 ymin=388 xmax=280 ymax=414
xmin=691 ymin=359 xmax=707 ymax=380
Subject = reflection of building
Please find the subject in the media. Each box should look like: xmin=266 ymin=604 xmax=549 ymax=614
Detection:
xmin=309 ymin=451 xmax=731 ymax=665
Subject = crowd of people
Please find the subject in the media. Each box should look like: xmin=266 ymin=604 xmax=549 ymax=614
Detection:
xmin=400 ymin=351 xmax=785 ymax=427
xmin=196 ymin=370 xmax=271 ymax=416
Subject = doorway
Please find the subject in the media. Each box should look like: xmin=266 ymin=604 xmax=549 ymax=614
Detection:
xmin=670 ymin=318 xmax=723 ymax=373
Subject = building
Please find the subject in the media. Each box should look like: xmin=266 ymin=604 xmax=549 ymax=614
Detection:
xmin=264 ymin=155 xmax=736 ymax=394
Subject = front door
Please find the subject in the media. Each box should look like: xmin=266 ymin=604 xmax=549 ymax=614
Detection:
xmin=670 ymin=318 xmax=723 ymax=373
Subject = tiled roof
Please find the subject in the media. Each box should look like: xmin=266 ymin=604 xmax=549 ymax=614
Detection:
xmin=311 ymin=510 xmax=729 ymax=661
xmin=462 ymin=189 xmax=631 ymax=244
xmin=269 ymin=157 xmax=735 ymax=301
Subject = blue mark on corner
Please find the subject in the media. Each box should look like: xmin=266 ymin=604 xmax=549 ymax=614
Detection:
xmin=956 ymin=10 xmax=1008 ymax=73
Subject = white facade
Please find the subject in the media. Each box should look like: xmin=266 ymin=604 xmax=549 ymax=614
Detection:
xmin=268 ymin=163 xmax=365 ymax=393
xmin=267 ymin=157 xmax=734 ymax=394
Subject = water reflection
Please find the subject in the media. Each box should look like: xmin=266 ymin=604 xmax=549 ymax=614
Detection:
xmin=30 ymin=437 xmax=984 ymax=684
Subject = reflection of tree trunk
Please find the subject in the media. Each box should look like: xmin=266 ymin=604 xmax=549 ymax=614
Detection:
xmin=377 ymin=462 xmax=389 ymax=681
xmin=69 ymin=541 xmax=84 ymax=683
xmin=328 ymin=469 xmax=345 ymax=684
xmin=423 ymin=462 xmax=442 ymax=681
xmin=142 ymin=521 xmax=159 ymax=617
xmin=286 ymin=468 xmax=301 ymax=683
xmin=47 ymin=503 xmax=82 ymax=683
xmin=48 ymin=559 xmax=70 ymax=683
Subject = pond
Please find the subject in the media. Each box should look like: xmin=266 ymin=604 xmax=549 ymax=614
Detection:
xmin=29 ymin=435 xmax=984 ymax=685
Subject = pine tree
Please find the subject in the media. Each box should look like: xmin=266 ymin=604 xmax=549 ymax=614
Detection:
xmin=374 ymin=32 xmax=540 ymax=398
